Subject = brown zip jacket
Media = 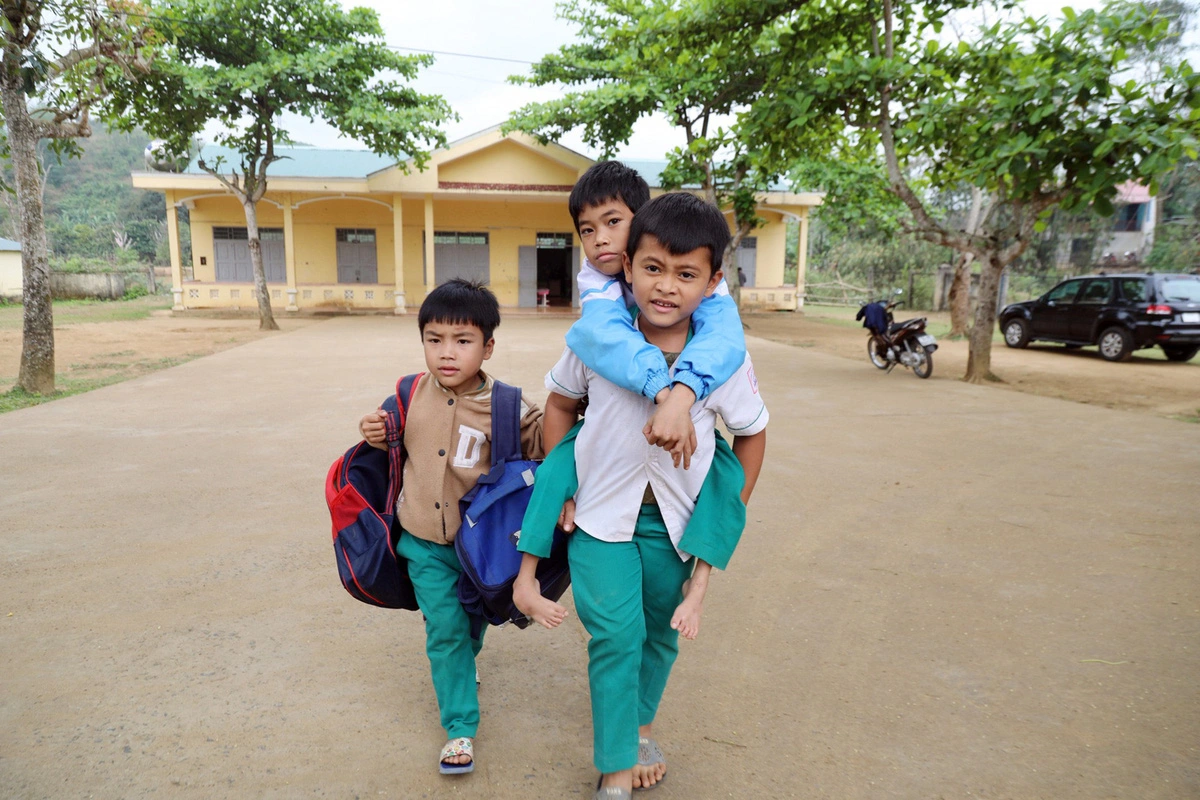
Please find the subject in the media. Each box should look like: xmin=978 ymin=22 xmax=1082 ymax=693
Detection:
xmin=397 ymin=371 xmax=544 ymax=544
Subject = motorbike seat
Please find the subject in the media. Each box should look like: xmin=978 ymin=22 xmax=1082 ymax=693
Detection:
xmin=889 ymin=318 xmax=923 ymax=333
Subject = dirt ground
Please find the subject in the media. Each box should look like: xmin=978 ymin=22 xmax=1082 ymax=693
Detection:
xmin=5 ymin=306 xmax=1196 ymax=420
xmin=1 ymin=313 xmax=1197 ymax=800
xmin=0 ymin=308 xmax=319 ymax=397
xmin=742 ymin=310 xmax=1200 ymax=419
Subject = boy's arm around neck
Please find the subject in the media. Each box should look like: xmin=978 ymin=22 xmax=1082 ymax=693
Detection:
xmin=670 ymin=289 xmax=747 ymax=401
xmin=565 ymin=296 xmax=673 ymax=400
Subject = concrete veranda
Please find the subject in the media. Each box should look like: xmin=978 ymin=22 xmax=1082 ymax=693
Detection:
xmin=1 ymin=315 xmax=1196 ymax=799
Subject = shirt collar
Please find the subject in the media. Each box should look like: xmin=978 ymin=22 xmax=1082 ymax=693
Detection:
xmin=431 ymin=369 xmax=492 ymax=398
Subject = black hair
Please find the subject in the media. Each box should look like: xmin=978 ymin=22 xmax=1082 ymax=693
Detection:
xmin=418 ymin=278 xmax=501 ymax=340
xmin=568 ymin=160 xmax=651 ymax=230
xmin=625 ymin=192 xmax=731 ymax=275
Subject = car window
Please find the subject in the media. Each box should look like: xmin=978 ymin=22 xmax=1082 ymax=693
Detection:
xmin=1119 ymin=278 xmax=1148 ymax=302
xmin=1160 ymin=277 xmax=1200 ymax=302
xmin=1077 ymin=279 xmax=1113 ymax=304
xmin=1045 ymin=280 xmax=1082 ymax=304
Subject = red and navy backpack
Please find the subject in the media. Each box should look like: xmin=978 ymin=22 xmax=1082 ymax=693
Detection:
xmin=325 ymin=373 xmax=424 ymax=609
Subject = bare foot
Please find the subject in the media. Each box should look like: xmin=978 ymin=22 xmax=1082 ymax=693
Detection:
xmin=633 ymin=727 xmax=667 ymax=789
xmin=512 ymin=576 xmax=568 ymax=629
xmin=670 ymin=577 xmax=706 ymax=640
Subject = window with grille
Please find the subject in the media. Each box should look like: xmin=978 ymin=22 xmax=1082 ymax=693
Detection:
xmin=433 ymin=231 xmax=488 ymax=246
xmin=536 ymin=232 xmax=572 ymax=249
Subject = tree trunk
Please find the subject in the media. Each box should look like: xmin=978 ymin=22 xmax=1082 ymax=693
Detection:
xmin=242 ymin=200 xmax=279 ymax=331
xmin=947 ymin=253 xmax=973 ymax=337
xmin=964 ymin=253 xmax=1005 ymax=383
xmin=2 ymin=77 xmax=56 ymax=394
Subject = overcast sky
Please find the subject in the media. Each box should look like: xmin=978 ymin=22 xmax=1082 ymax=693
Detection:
xmin=262 ymin=0 xmax=1114 ymax=161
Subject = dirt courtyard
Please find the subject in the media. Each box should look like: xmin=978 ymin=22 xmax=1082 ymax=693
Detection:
xmin=3 ymin=305 xmax=1196 ymax=419
xmin=1 ymin=309 xmax=1197 ymax=799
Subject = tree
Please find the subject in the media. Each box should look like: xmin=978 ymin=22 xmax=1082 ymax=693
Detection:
xmin=504 ymin=0 xmax=806 ymax=304
xmin=736 ymin=0 xmax=1200 ymax=381
xmin=113 ymin=0 xmax=452 ymax=330
xmin=1 ymin=0 xmax=152 ymax=394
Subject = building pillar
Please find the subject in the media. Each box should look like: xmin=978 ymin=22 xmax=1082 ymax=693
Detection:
xmin=392 ymin=194 xmax=406 ymax=314
xmin=423 ymin=194 xmax=435 ymax=298
xmin=796 ymin=211 xmax=810 ymax=310
xmin=282 ymin=194 xmax=298 ymax=311
xmin=165 ymin=190 xmax=184 ymax=311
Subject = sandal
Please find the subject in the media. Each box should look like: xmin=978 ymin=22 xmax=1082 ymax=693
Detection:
xmin=634 ymin=737 xmax=666 ymax=791
xmin=594 ymin=776 xmax=632 ymax=799
xmin=438 ymin=737 xmax=474 ymax=775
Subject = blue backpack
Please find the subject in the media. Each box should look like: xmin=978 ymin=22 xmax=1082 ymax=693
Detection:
xmin=325 ymin=373 xmax=424 ymax=610
xmin=455 ymin=381 xmax=571 ymax=634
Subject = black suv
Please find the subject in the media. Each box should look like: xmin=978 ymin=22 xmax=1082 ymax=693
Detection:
xmin=998 ymin=272 xmax=1200 ymax=362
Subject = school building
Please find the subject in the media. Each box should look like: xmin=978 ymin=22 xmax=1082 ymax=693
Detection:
xmin=130 ymin=127 xmax=821 ymax=314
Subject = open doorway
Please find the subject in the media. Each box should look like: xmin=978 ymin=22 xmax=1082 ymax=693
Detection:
xmin=536 ymin=232 xmax=574 ymax=306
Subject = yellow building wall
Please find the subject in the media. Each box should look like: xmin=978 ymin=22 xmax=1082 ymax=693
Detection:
xmin=291 ymin=199 xmax=396 ymax=284
xmin=0 ymin=250 xmax=22 ymax=298
xmin=754 ymin=212 xmax=788 ymax=287
xmin=438 ymin=139 xmax=580 ymax=186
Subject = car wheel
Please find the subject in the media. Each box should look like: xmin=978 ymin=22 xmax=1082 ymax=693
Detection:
xmin=1162 ymin=344 xmax=1200 ymax=362
xmin=1098 ymin=326 xmax=1134 ymax=362
xmin=1003 ymin=318 xmax=1030 ymax=348
xmin=867 ymin=335 xmax=889 ymax=369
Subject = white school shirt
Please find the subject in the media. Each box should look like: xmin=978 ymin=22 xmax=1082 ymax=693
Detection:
xmin=545 ymin=344 xmax=768 ymax=560
xmin=577 ymin=257 xmax=731 ymax=306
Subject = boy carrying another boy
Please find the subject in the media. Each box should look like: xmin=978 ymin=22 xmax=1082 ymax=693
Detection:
xmin=358 ymin=279 xmax=543 ymax=776
xmin=516 ymin=193 xmax=769 ymax=799
xmin=516 ymin=159 xmax=752 ymax=627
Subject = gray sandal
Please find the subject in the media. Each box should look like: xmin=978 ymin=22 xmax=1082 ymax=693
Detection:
xmin=595 ymin=776 xmax=632 ymax=799
xmin=634 ymin=737 xmax=666 ymax=791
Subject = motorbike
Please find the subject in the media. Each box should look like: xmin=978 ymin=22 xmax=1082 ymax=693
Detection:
xmin=857 ymin=291 xmax=938 ymax=379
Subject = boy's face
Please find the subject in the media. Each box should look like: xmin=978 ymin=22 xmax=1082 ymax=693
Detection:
xmin=421 ymin=321 xmax=494 ymax=393
xmin=623 ymin=234 xmax=722 ymax=334
xmin=576 ymin=198 xmax=635 ymax=276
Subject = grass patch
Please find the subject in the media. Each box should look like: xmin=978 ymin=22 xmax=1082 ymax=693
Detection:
xmin=1 ymin=374 xmax=133 ymax=413
xmin=0 ymin=295 xmax=172 ymax=330
xmin=1 ymin=353 xmax=206 ymax=414
xmin=1173 ymin=410 xmax=1200 ymax=423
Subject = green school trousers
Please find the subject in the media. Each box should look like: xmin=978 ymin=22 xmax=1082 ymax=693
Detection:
xmin=396 ymin=530 xmax=486 ymax=739
xmin=569 ymin=504 xmax=695 ymax=773
xmin=518 ymin=421 xmax=747 ymax=570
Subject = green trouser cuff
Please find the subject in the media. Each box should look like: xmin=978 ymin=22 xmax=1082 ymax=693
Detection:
xmin=678 ymin=430 xmax=746 ymax=570
xmin=518 ymin=420 xmax=582 ymax=558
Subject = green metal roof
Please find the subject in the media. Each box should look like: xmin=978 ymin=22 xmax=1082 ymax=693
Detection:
xmin=186 ymin=145 xmax=397 ymax=178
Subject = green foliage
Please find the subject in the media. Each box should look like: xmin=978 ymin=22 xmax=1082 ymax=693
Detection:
xmin=504 ymin=0 xmax=796 ymax=237
xmin=122 ymin=283 xmax=150 ymax=300
xmin=1147 ymin=223 xmax=1200 ymax=271
xmin=111 ymin=0 xmax=453 ymax=173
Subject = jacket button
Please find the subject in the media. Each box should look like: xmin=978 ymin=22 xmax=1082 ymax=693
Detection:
xmin=435 ymin=502 xmax=440 ymax=509
xmin=439 ymin=449 xmax=446 ymax=456
xmin=447 ymin=398 xmax=454 ymax=406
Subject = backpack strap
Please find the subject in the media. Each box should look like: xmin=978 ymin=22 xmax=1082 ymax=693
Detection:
xmin=380 ymin=372 xmax=424 ymax=514
xmin=489 ymin=380 xmax=523 ymax=466
xmin=471 ymin=381 xmax=522 ymax=488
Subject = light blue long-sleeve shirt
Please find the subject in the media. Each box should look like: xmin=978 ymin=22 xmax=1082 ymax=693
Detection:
xmin=565 ymin=260 xmax=747 ymax=401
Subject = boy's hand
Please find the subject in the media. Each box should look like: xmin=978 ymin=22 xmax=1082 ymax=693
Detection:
xmin=558 ymin=498 xmax=576 ymax=533
xmin=644 ymin=387 xmax=697 ymax=469
xmin=359 ymin=409 xmax=388 ymax=450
